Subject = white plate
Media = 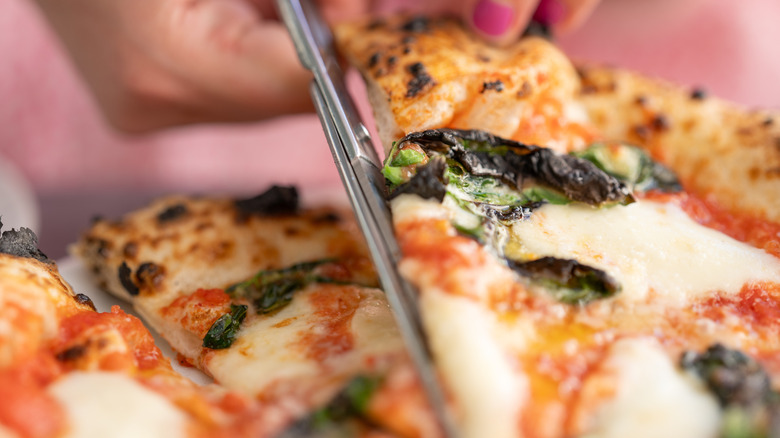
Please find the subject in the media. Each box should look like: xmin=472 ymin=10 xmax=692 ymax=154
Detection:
xmin=57 ymin=257 xmax=213 ymax=385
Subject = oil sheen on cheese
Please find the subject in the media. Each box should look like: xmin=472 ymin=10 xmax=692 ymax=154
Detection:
xmin=508 ymin=200 xmax=780 ymax=305
xmin=48 ymin=371 xmax=187 ymax=438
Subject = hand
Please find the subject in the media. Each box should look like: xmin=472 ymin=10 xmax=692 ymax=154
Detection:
xmin=33 ymin=0 xmax=368 ymax=132
xmin=33 ymin=0 xmax=599 ymax=133
xmin=465 ymin=0 xmax=601 ymax=45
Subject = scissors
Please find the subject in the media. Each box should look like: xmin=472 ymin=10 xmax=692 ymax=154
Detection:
xmin=276 ymin=0 xmax=458 ymax=435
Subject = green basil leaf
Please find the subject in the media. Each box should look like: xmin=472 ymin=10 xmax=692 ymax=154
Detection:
xmin=520 ymin=186 xmax=572 ymax=205
xmin=202 ymin=304 xmax=248 ymax=349
xmin=573 ymin=143 xmax=681 ymax=193
xmin=390 ymin=148 xmax=426 ymax=167
xmin=507 ymin=257 xmax=620 ymax=305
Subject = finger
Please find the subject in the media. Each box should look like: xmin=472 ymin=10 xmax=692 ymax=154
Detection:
xmin=463 ymin=0 xmax=541 ymax=47
xmin=124 ymin=0 xmax=315 ymax=129
xmin=535 ymin=0 xmax=601 ymax=35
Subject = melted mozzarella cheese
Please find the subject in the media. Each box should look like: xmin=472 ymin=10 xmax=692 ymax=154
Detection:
xmin=48 ymin=372 xmax=187 ymax=438
xmin=207 ymin=287 xmax=403 ymax=402
xmin=509 ymin=201 xmax=780 ymax=305
xmin=422 ymin=289 xmax=525 ymax=438
xmin=581 ymin=338 xmax=720 ymax=438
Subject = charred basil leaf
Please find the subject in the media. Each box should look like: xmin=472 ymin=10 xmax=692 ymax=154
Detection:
xmin=278 ymin=375 xmax=383 ymax=436
xmin=227 ymin=259 xmax=350 ymax=315
xmin=202 ymin=304 xmax=248 ymax=349
xmin=388 ymin=157 xmax=448 ymax=202
xmin=507 ymin=257 xmax=620 ymax=305
xmin=572 ymin=143 xmax=681 ymax=193
xmin=397 ymin=129 xmax=632 ymax=206
xmin=681 ymin=344 xmax=780 ymax=438
xmin=0 ymin=219 xmax=50 ymax=264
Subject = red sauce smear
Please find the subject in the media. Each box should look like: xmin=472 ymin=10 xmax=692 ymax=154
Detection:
xmin=161 ymin=288 xmax=232 ymax=337
xmin=299 ymin=284 xmax=362 ymax=363
xmin=642 ymin=191 xmax=780 ymax=258
xmin=692 ymin=281 xmax=780 ymax=328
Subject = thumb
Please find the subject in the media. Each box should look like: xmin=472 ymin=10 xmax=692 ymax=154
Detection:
xmin=463 ymin=0 xmax=540 ymax=46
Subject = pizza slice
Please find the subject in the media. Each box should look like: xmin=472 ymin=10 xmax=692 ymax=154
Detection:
xmin=0 ymin=221 xmax=291 ymax=438
xmin=335 ymin=15 xmax=780 ymax=438
xmin=73 ymin=186 xmax=439 ymax=437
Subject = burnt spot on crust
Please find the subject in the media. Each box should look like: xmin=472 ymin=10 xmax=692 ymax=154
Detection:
xmin=74 ymin=293 xmax=96 ymax=311
xmin=763 ymin=117 xmax=774 ymax=127
xmin=123 ymin=242 xmax=138 ymax=259
xmin=690 ymin=88 xmax=707 ymax=100
xmin=56 ymin=345 xmax=87 ymax=362
xmin=157 ymin=203 xmax=189 ymax=223
xmin=135 ymin=262 xmax=165 ymax=290
xmin=482 ymin=80 xmax=505 ymax=93
xmin=367 ymin=18 xmax=386 ymax=30
xmin=399 ymin=16 xmax=430 ymax=33
xmin=0 ymin=219 xmax=50 ymax=264
xmin=405 ymin=62 xmax=435 ymax=98
xmin=118 ymin=261 xmax=140 ymax=296
xmin=368 ymin=52 xmax=381 ymax=68
xmin=651 ymin=114 xmax=671 ymax=131
xmin=387 ymin=56 xmax=398 ymax=68
xmin=635 ymin=95 xmax=649 ymax=107
xmin=313 ymin=212 xmax=342 ymax=224
xmin=235 ymin=185 xmax=299 ymax=217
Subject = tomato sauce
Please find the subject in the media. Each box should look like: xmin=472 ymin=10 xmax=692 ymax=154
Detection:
xmin=161 ymin=288 xmax=232 ymax=337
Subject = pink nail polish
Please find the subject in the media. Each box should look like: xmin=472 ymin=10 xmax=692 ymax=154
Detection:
xmin=472 ymin=0 xmax=514 ymax=37
xmin=532 ymin=0 xmax=566 ymax=25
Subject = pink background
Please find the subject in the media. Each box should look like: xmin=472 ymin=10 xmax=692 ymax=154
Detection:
xmin=0 ymin=0 xmax=779 ymax=255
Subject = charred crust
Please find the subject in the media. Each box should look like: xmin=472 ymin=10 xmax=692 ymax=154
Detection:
xmin=405 ymin=62 xmax=435 ymax=98
xmin=135 ymin=262 xmax=165 ymax=290
xmin=0 ymin=220 xmax=50 ymax=264
xmin=234 ymin=185 xmax=299 ymax=217
xmin=56 ymin=345 xmax=87 ymax=362
xmin=763 ymin=117 xmax=774 ymax=127
xmin=118 ymin=262 xmax=140 ymax=296
xmin=482 ymin=80 xmax=505 ymax=93
xmin=477 ymin=54 xmax=491 ymax=63
xmin=580 ymin=84 xmax=598 ymax=95
xmin=399 ymin=16 xmax=430 ymax=33
xmin=402 ymin=46 xmax=412 ymax=55
xmin=387 ymin=56 xmax=398 ymax=68
xmin=123 ymin=242 xmax=138 ymax=259
xmin=157 ymin=203 xmax=189 ymax=223
xmin=690 ymin=88 xmax=707 ymax=100
xmin=635 ymin=95 xmax=649 ymax=107
xmin=313 ymin=212 xmax=342 ymax=224
xmin=284 ymin=227 xmax=300 ymax=237
xmin=367 ymin=18 xmax=386 ymax=30
xmin=402 ymin=36 xmax=416 ymax=45
xmin=368 ymin=52 xmax=381 ymax=68
xmin=651 ymin=114 xmax=671 ymax=131
xmin=74 ymin=293 xmax=96 ymax=311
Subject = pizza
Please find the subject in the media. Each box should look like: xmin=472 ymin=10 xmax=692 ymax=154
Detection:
xmin=0 ymin=220 xmax=296 ymax=438
xmin=16 ymin=12 xmax=775 ymax=438
xmin=72 ymin=187 xmax=438 ymax=437
xmin=332 ymin=14 xmax=780 ymax=438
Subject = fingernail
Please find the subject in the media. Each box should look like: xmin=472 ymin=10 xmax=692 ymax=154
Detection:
xmin=472 ymin=0 xmax=514 ymax=37
xmin=532 ymin=0 xmax=566 ymax=26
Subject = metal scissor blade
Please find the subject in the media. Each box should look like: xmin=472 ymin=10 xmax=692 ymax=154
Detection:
xmin=276 ymin=0 xmax=458 ymax=436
